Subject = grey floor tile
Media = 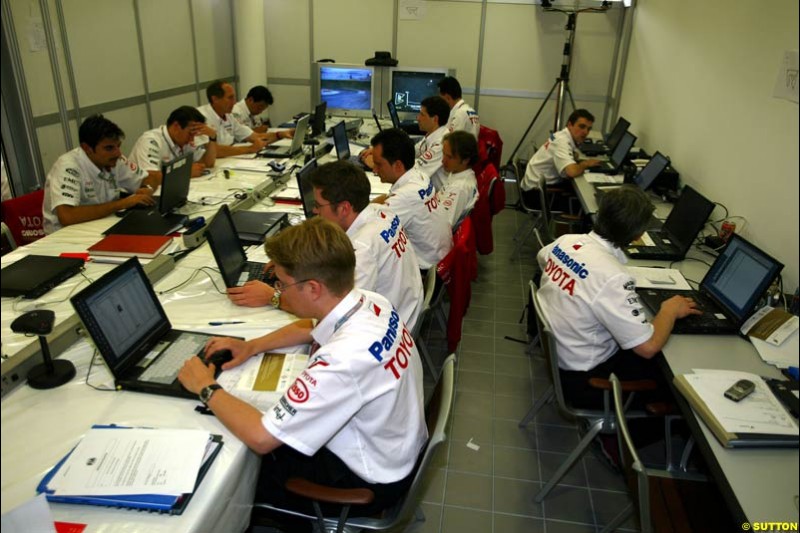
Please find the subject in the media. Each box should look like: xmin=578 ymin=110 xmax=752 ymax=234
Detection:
xmin=493 ymin=513 xmax=545 ymax=533
xmin=495 ymin=295 xmax=525 ymax=310
xmin=545 ymin=519 xmax=599 ymax=533
xmin=495 ymin=322 xmax=528 ymax=341
xmin=458 ymin=351 xmax=494 ymax=374
xmin=459 ymin=334 xmax=495 ymax=355
xmin=472 ymin=281 xmax=498 ymax=295
xmin=452 ymin=413 xmax=493 ymax=443
xmin=495 ymin=355 xmax=531 ymax=377
xmin=538 ymin=450 xmax=589 ymax=488
xmin=420 ymin=468 xmax=447 ymax=504
xmin=591 ymin=489 xmax=639 ymax=530
xmin=470 ymin=292 xmax=497 ymax=309
xmin=440 ymin=506 xmax=493 ymax=533
xmin=494 ymin=394 xmax=533 ymax=422
xmin=494 ymin=374 xmax=533 ymax=398
xmin=493 ymin=477 xmax=544 ymax=518
xmin=533 ymin=402 xmax=575 ymax=428
xmin=460 ymin=319 xmax=494 ymax=338
xmin=404 ymin=502 xmax=442 ymax=533
xmin=494 ymin=445 xmax=540 ymax=481
xmin=535 ymin=424 xmax=581 ymax=453
xmin=493 ymin=418 xmax=537 ymax=449
xmin=464 ymin=306 xmax=495 ymax=322
xmin=453 ymin=390 xmax=494 ymax=419
xmin=542 ymin=485 xmax=594 ymax=524
xmin=495 ymin=336 xmax=529 ymax=357
xmin=449 ymin=439 xmax=493 ymax=475
xmin=495 ymin=307 xmax=525 ymax=324
xmin=584 ymin=455 xmax=626 ymax=491
xmin=457 ymin=370 xmax=495 ymax=394
xmin=443 ymin=471 xmax=493 ymax=511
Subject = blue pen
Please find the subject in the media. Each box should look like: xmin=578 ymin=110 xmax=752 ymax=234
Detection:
xmin=208 ymin=321 xmax=246 ymax=326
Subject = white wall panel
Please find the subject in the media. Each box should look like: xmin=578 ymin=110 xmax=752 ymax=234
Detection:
xmin=264 ymin=0 xmax=310 ymax=80
xmin=138 ymin=0 xmax=195 ymax=92
xmin=312 ymin=0 xmax=393 ymax=65
xmin=192 ymin=0 xmax=235 ymax=82
xmin=149 ymin=92 xmax=199 ymax=127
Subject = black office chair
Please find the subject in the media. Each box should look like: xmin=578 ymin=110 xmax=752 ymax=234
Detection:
xmin=252 ymin=355 xmax=456 ymax=533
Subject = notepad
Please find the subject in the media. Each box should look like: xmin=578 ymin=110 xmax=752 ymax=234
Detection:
xmin=88 ymin=234 xmax=173 ymax=259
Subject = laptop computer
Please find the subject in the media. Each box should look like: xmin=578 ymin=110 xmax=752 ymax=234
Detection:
xmin=206 ymin=204 xmax=275 ymax=288
xmin=1 ymin=255 xmax=85 ymax=299
xmin=590 ymin=131 xmax=637 ymax=174
xmin=332 ymin=121 xmax=369 ymax=168
xmin=386 ymin=101 xmax=423 ymax=140
xmin=625 ymin=185 xmax=714 ymax=261
xmin=259 ymin=114 xmax=310 ymax=159
xmin=638 ymin=233 xmax=784 ymax=335
xmin=104 ymin=152 xmax=192 ymax=236
xmin=580 ymin=116 xmax=630 ymax=156
xmin=231 ymin=210 xmax=289 ymax=245
xmin=594 ymin=151 xmax=671 ymax=194
xmin=373 ymin=111 xmax=383 ymax=132
xmin=70 ymin=257 xmax=238 ymax=399
xmin=310 ymin=102 xmax=327 ymax=138
xmin=295 ymin=158 xmax=318 ymax=219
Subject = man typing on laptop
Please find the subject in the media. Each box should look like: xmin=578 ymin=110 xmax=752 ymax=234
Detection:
xmin=536 ymin=186 xmax=701 ymax=410
xmin=178 ymin=217 xmax=426 ymax=524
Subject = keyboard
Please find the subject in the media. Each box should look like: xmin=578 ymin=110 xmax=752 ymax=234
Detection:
xmin=237 ymin=261 xmax=269 ymax=286
xmin=139 ymin=333 xmax=208 ymax=384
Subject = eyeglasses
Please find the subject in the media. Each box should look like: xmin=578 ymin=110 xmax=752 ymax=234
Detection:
xmin=313 ymin=200 xmax=339 ymax=210
xmin=273 ymin=278 xmax=311 ymax=291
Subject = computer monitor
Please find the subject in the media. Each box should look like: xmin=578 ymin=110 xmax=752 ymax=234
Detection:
xmin=389 ymin=67 xmax=449 ymax=117
xmin=315 ymin=63 xmax=374 ymax=118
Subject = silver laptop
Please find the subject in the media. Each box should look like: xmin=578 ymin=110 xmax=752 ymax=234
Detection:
xmin=259 ymin=115 xmax=310 ymax=158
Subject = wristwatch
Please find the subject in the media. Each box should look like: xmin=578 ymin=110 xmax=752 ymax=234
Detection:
xmin=270 ymin=289 xmax=281 ymax=309
xmin=199 ymin=384 xmax=222 ymax=405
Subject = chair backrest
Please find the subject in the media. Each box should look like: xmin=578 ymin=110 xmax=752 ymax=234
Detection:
xmin=536 ymin=175 xmax=554 ymax=242
xmin=350 ymin=355 xmax=456 ymax=530
xmin=410 ymin=268 xmax=439 ymax=339
xmin=512 ymin=164 xmax=538 ymax=215
xmin=529 ymin=281 xmax=571 ymax=416
xmin=1 ymin=189 xmax=46 ymax=246
xmin=1 ymin=221 xmax=17 ymax=256
xmin=436 ymin=217 xmax=476 ymax=352
xmin=488 ymin=175 xmax=505 ymax=216
xmin=472 ymin=164 xmax=496 ymax=255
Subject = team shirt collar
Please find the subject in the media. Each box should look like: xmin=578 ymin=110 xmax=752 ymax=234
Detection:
xmin=587 ymin=230 xmax=628 ymax=264
xmin=311 ymin=289 xmax=362 ymax=346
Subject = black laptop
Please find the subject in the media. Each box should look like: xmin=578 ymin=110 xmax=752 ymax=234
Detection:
xmin=104 ymin=152 xmax=193 ymax=236
xmin=310 ymin=102 xmax=327 ymax=138
xmin=1 ymin=255 xmax=84 ymax=299
xmin=295 ymin=158 xmax=318 ymax=219
xmin=580 ymin=116 xmax=630 ymax=156
xmin=595 ymin=151 xmax=671 ymax=194
xmin=332 ymin=121 xmax=369 ymax=168
xmin=70 ymin=258 xmax=237 ymax=399
xmin=638 ymin=234 xmax=784 ymax=335
xmin=590 ymin=131 xmax=637 ymax=174
xmin=625 ymin=185 xmax=714 ymax=261
xmin=206 ymin=204 xmax=274 ymax=288
xmin=231 ymin=211 xmax=289 ymax=245
xmin=259 ymin=115 xmax=310 ymax=158
xmin=386 ymin=101 xmax=423 ymax=139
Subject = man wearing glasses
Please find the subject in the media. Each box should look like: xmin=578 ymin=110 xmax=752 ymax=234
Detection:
xmin=178 ymin=217 xmax=426 ymax=522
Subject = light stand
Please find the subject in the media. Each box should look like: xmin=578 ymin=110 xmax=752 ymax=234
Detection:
xmin=11 ymin=310 xmax=76 ymax=389
xmin=505 ymin=7 xmax=606 ymax=168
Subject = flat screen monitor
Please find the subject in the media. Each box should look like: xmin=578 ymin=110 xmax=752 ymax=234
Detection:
xmin=389 ymin=68 xmax=448 ymax=114
xmin=317 ymin=64 xmax=374 ymax=118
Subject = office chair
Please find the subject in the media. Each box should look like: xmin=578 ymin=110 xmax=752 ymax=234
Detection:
xmin=252 ymin=355 xmax=456 ymax=533
xmin=509 ymin=164 xmax=544 ymax=259
xmin=1 ymin=222 xmax=16 ymax=256
xmin=412 ymin=268 xmax=440 ymax=378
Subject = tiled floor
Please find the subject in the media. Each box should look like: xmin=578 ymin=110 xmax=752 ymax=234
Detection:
xmin=409 ymin=207 xmax=640 ymax=533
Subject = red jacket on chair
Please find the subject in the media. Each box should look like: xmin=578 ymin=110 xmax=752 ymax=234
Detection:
xmin=437 ymin=217 xmax=477 ymax=352
xmin=1 ymin=189 xmax=45 ymax=246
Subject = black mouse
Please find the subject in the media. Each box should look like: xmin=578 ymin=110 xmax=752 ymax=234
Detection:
xmin=206 ymin=349 xmax=233 ymax=369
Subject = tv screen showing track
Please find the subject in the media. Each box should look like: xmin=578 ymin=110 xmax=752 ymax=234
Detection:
xmin=320 ymin=67 xmax=373 ymax=111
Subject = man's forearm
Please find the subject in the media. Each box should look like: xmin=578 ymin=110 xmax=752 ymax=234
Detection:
xmin=215 ymin=144 xmax=256 ymax=157
xmin=56 ymin=200 xmax=129 ymax=227
xmin=247 ymin=319 xmax=315 ymax=355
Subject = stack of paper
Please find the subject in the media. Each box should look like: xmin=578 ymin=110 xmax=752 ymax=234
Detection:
xmin=741 ymin=306 xmax=800 ymax=368
xmin=628 ymin=266 xmax=692 ymax=290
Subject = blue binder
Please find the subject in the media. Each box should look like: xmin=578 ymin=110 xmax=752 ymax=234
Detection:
xmin=36 ymin=425 xmax=223 ymax=514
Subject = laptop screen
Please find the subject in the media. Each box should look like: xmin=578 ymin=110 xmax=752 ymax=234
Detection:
xmin=206 ymin=204 xmax=248 ymax=287
xmin=635 ymin=152 xmax=669 ymax=190
xmin=332 ymin=121 xmax=351 ymax=160
xmin=701 ymin=234 xmax=783 ymax=324
xmin=159 ymin=152 xmax=193 ymax=214
xmin=71 ymin=258 xmax=170 ymax=374
xmin=605 ymin=117 xmax=630 ymax=150
xmin=387 ymin=101 xmax=401 ymax=128
xmin=311 ymin=102 xmax=327 ymax=137
xmin=609 ymin=131 xmax=636 ymax=168
xmin=296 ymin=159 xmax=318 ymax=219
xmin=661 ymin=186 xmax=714 ymax=250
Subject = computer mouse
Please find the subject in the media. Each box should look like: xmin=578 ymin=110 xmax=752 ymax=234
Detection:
xmin=206 ymin=349 xmax=233 ymax=368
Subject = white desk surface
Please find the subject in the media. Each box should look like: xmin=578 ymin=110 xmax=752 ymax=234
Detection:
xmin=0 ymin=159 xmax=305 ymax=531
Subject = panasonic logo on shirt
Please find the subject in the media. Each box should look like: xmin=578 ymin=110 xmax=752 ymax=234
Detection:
xmin=380 ymin=215 xmax=401 ymax=243
xmin=551 ymin=243 xmax=590 ymax=279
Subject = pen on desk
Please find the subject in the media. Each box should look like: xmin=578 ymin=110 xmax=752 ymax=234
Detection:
xmin=208 ymin=320 xmax=246 ymax=326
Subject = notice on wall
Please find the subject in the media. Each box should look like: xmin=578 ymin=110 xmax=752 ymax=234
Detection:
xmin=772 ymin=50 xmax=799 ymax=104
xmin=399 ymin=0 xmax=427 ymax=20
xmin=27 ymin=17 xmax=46 ymax=53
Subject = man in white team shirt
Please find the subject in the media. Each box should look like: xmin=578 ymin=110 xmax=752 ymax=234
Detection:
xmin=178 ymin=217 xmax=426 ymax=521
xmin=413 ymin=96 xmax=450 ymax=192
xmin=198 ymin=81 xmax=291 ymax=158
xmin=370 ymin=128 xmax=452 ymax=270
xmin=231 ymin=85 xmax=273 ymax=132
xmin=129 ymin=106 xmax=217 ymax=179
xmin=438 ymin=76 xmax=479 ymax=138
xmin=536 ymin=186 xmax=700 ymax=410
xmin=42 ymin=114 xmax=159 ymax=234
xmin=437 ymin=131 xmax=479 ymax=227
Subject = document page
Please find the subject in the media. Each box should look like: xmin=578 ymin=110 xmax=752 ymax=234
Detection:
xmin=628 ymin=266 xmax=692 ymax=290
xmin=49 ymin=428 xmax=210 ymax=496
xmin=685 ymin=369 xmax=798 ymax=435
xmin=217 ymin=352 xmax=308 ymax=411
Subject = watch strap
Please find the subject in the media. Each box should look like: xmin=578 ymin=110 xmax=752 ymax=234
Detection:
xmin=200 ymin=383 xmax=222 ymax=405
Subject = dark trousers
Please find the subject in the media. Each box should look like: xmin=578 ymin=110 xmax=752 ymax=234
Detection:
xmin=254 ymin=446 xmax=414 ymax=528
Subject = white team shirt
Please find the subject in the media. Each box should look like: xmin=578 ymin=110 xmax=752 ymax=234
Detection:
xmin=435 ymin=169 xmax=479 ymax=227
xmin=198 ymin=104 xmax=253 ymax=146
xmin=446 ymin=99 xmax=479 ymax=138
xmin=347 ymin=204 xmax=424 ymax=331
xmin=521 ymin=127 xmax=577 ymax=190
xmin=128 ymin=126 xmax=206 ymax=173
xmin=384 ymin=167 xmax=453 ymax=270
xmin=263 ymin=289 xmax=427 ymax=484
xmin=231 ymin=99 xmax=267 ymax=130
xmin=414 ymin=125 xmax=448 ymax=192
xmin=42 ymin=148 xmax=147 ymax=234
xmin=536 ymin=231 xmax=653 ymax=371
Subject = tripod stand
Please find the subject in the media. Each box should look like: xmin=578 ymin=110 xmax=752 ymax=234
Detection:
xmin=505 ymin=11 xmax=581 ymax=168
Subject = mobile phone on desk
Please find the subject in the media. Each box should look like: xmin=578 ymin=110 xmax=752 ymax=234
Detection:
xmin=724 ymin=379 xmax=755 ymax=402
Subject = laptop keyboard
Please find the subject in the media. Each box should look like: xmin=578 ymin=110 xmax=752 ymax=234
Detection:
xmin=237 ymin=262 xmax=268 ymax=286
xmin=139 ymin=333 xmax=208 ymax=384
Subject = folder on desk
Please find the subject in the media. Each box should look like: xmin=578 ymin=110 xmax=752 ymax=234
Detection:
xmin=37 ymin=425 xmax=223 ymax=514
xmin=674 ymin=370 xmax=799 ymax=449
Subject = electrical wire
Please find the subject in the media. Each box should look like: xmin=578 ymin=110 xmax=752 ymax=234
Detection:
xmin=85 ymin=348 xmax=115 ymax=392
xmin=11 ymin=270 xmax=92 ymax=313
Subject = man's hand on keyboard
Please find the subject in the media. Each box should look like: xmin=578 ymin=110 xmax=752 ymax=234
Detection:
xmin=227 ymin=281 xmax=274 ymax=307
xmin=202 ymin=337 xmax=251 ymax=370
xmin=178 ymin=357 xmax=216 ymax=395
xmin=661 ymin=295 xmax=703 ymax=319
